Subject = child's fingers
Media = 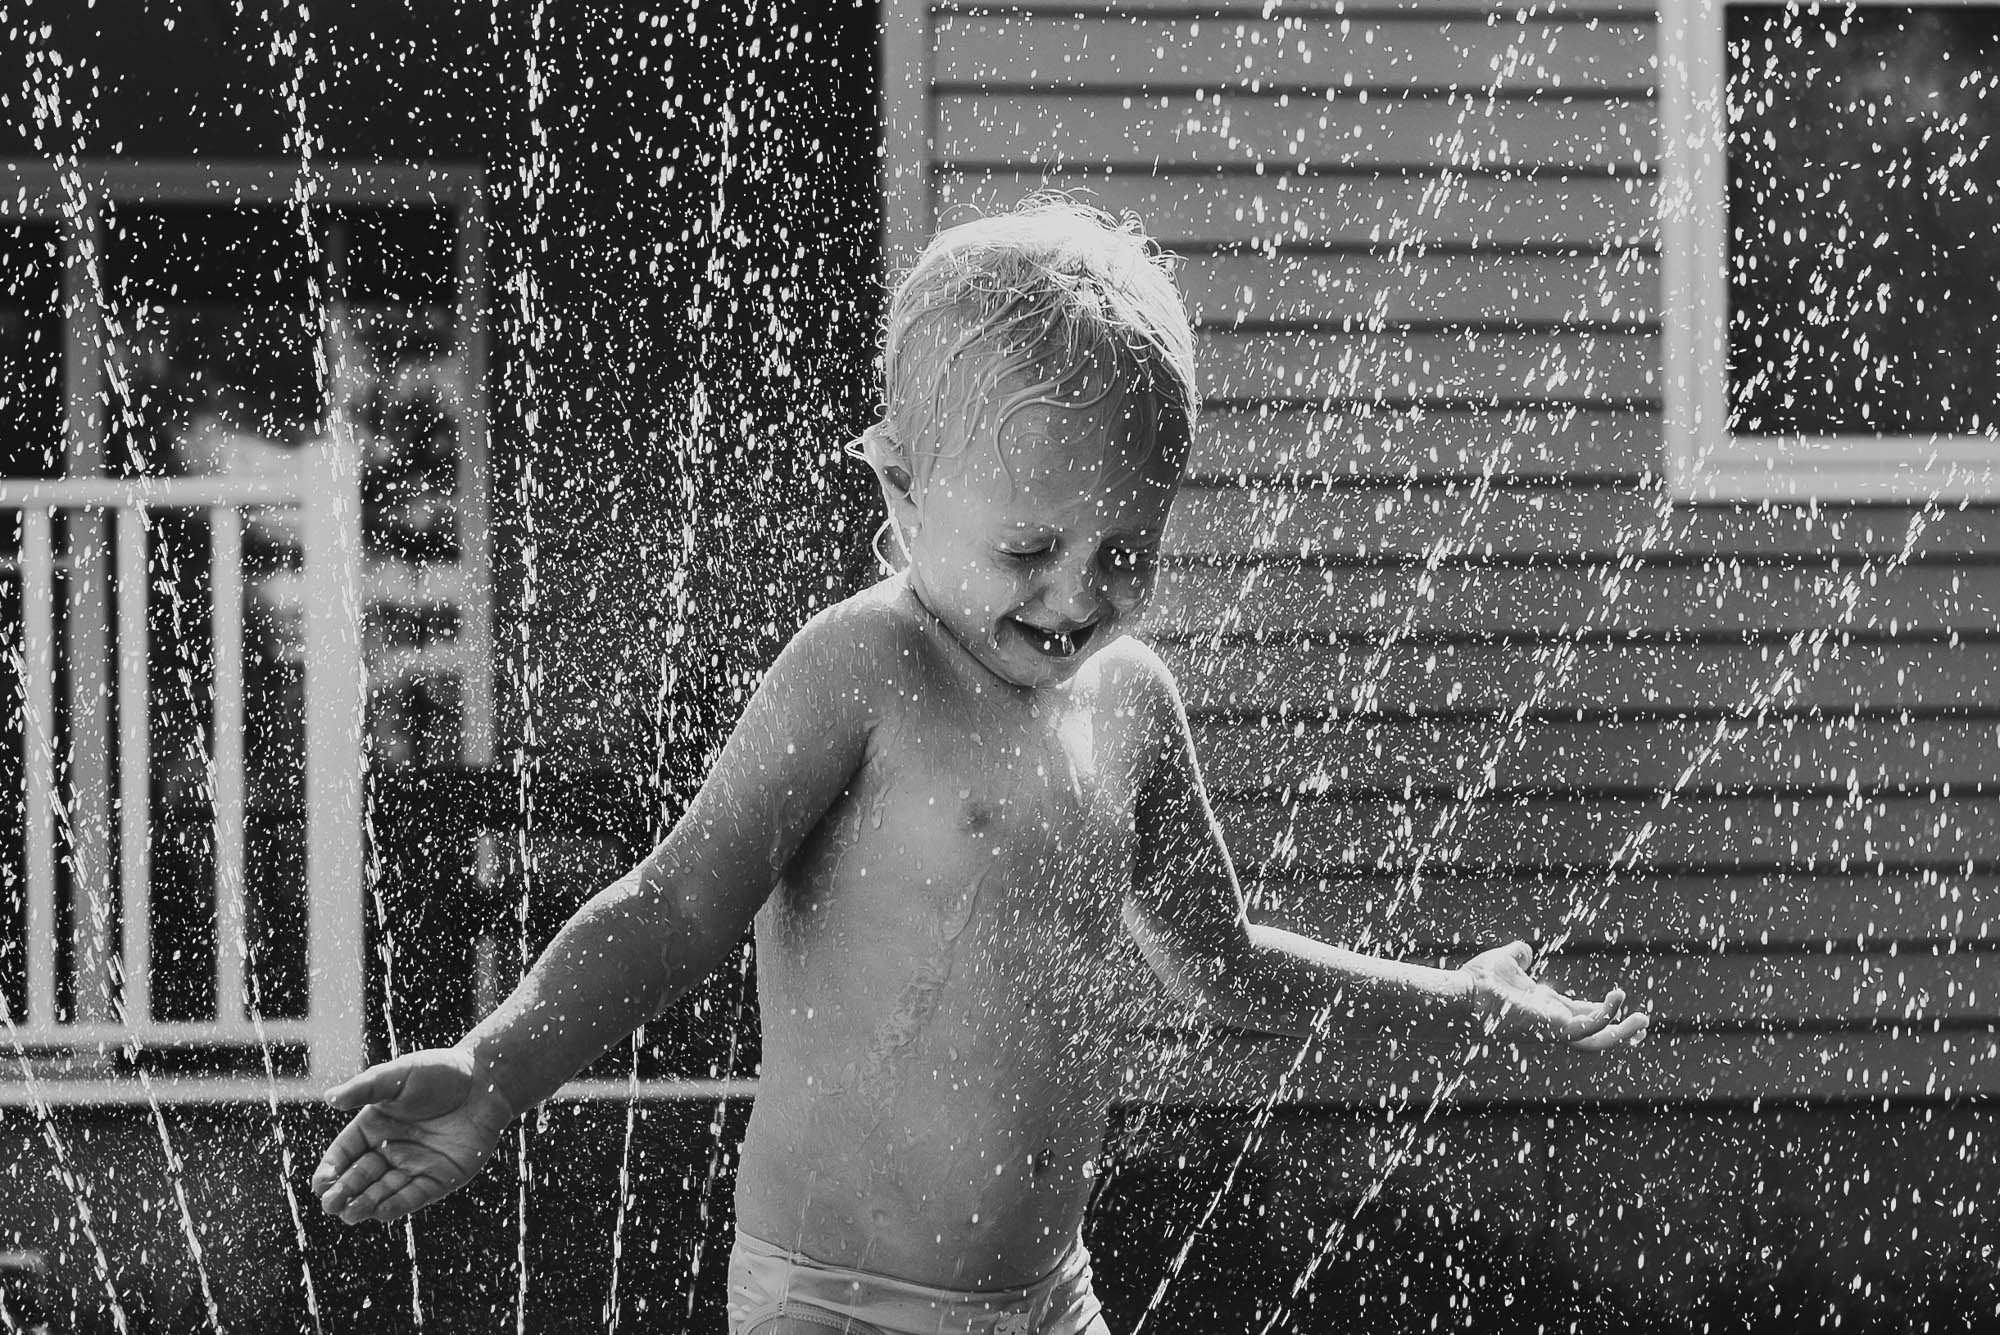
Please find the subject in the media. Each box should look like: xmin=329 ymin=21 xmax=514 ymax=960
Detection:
xmin=1557 ymin=1000 xmax=1612 ymax=1041
xmin=314 ymin=1112 xmax=387 ymax=1196
xmin=339 ymin=1163 xmax=422 ymax=1225
xmin=324 ymin=1057 xmax=414 ymax=1111
xmin=1570 ymin=1010 xmax=1649 ymax=1051
xmin=320 ymin=1144 xmax=393 ymax=1220
xmin=1557 ymin=989 xmax=1630 ymax=1042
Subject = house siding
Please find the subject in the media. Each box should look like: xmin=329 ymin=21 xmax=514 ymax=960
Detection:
xmin=884 ymin=0 xmax=2000 ymax=1102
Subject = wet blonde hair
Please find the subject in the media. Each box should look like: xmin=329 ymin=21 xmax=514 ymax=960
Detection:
xmin=859 ymin=196 xmax=1197 ymax=494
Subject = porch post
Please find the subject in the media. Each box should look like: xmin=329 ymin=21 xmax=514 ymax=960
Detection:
xmin=299 ymin=433 xmax=367 ymax=1081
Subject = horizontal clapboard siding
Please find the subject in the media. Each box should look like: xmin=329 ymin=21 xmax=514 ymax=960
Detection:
xmin=935 ymin=15 xmax=1658 ymax=93
xmin=1147 ymin=565 xmax=2000 ymax=638
xmin=1159 ymin=642 xmax=2000 ymax=715
xmin=1198 ymin=329 xmax=1658 ymax=402
xmin=937 ymin=94 xmax=1658 ymax=172
xmin=1187 ymin=406 xmax=1661 ymax=481
xmin=1168 ymin=491 xmax=2000 ymax=562
xmin=1140 ymin=1030 xmax=2000 ymax=1105
xmin=1215 ymin=795 xmax=2000 ymax=874
xmin=1245 ymin=872 xmax=2000 ymax=949
xmin=898 ymin=1 xmax=2000 ymax=1100
xmin=955 ymin=0 xmax=1657 ymax=16
xmin=1178 ymin=252 xmax=1659 ymax=326
xmin=1194 ymin=717 xmax=2000 ymax=796
xmin=937 ymin=174 xmax=1662 ymax=250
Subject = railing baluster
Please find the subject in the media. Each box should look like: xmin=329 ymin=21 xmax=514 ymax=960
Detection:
xmin=210 ymin=507 xmax=247 ymax=1027
xmin=2 ymin=461 xmax=363 ymax=1081
xmin=116 ymin=507 xmax=152 ymax=1028
xmin=20 ymin=508 xmax=57 ymax=1035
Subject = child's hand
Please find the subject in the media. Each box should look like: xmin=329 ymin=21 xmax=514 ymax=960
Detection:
xmin=312 ymin=1048 xmax=516 ymax=1225
xmin=1460 ymin=942 xmax=1649 ymax=1050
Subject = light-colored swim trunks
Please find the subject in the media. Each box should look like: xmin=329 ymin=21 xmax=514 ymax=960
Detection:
xmin=726 ymin=1227 xmax=1112 ymax=1335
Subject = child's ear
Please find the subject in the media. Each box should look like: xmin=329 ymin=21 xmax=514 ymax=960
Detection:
xmin=859 ymin=422 xmax=920 ymax=522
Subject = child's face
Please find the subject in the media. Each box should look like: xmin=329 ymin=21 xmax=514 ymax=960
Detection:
xmin=901 ymin=355 xmax=1185 ymax=691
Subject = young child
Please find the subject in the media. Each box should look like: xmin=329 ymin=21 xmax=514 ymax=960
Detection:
xmin=313 ymin=200 xmax=1648 ymax=1335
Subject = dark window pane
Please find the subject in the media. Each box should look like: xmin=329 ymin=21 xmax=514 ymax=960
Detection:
xmin=1728 ymin=6 xmax=2000 ymax=436
xmin=326 ymin=204 xmax=455 ymax=305
xmin=108 ymin=205 xmax=326 ymax=461
xmin=109 ymin=204 xmax=315 ymax=305
xmin=0 ymin=222 xmax=61 ymax=478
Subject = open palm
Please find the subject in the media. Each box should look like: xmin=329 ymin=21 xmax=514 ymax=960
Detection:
xmin=313 ymin=1048 xmax=516 ymax=1225
xmin=1462 ymin=942 xmax=1649 ymax=1050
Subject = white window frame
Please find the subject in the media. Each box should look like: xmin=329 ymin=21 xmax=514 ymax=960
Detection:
xmin=1660 ymin=0 xmax=2000 ymax=500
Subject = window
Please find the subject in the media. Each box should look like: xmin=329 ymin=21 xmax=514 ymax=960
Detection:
xmin=1661 ymin=0 xmax=2000 ymax=499
xmin=1 ymin=162 xmax=494 ymax=765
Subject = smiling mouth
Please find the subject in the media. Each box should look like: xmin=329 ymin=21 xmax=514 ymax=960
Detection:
xmin=1008 ymin=617 xmax=1098 ymax=659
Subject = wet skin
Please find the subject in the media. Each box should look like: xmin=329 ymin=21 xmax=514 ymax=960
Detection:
xmin=741 ymin=583 xmax=1167 ymax=1286
xmin=312 ymin=351 xmax=1647 ymax=1283
xmin=739 ymin=378 xmax=1188 ymax=1285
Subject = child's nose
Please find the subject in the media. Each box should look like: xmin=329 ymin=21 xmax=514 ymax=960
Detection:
xmin=1045 ymin=558 xmax=1109 ymax=621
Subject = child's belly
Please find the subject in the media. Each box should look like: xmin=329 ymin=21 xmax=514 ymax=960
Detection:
xmin=739 ymin=984 xmax=1120 ymax=1290
xmin=740 ymin=875 xmax=1143 ymax=1288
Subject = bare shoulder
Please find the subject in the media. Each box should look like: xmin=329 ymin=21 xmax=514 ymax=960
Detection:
xmin=762 ymin=579 xmax=926 ymax=723
xmin=1083 ymin=635 xmax=1184 ymax=716
xmin=1079 ymin=636 xmax=1191 ymax=769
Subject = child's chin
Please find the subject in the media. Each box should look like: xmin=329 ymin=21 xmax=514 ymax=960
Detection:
xmin=995 ymin=616 xmax=1107 ymax=675
xmin=993 ymin=641 xmax=1100 ymax=688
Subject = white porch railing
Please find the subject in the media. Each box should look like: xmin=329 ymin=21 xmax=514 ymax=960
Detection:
xmin=0 ymin=439 xmax=365 ymax=1101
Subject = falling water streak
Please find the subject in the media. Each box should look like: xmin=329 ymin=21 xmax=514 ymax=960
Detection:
xmin=508 ymin=3 xmax=556 ymax=1330
xmin=1152 ymin=84 xmax=1701 ymax=1313
xmin=355 ymin=695 xmax=426 ymax=1330
xmin=1261 ymin=505 xmax=1956 ymax=1333
xmin=606 ymin=411 xmax=706 ymax=1332
xmin=1125 ymin=1016 xmax=1325 ymax=1335
xmin=1243 ymin=206 xmax=1961 ymax=1327
xmin=244 ymin=13 xmax=335 ymax=1331
xmin=1546 ymin=498 xmax=1957 ymax=954
xmin=17 ymin=27 xmax=236 ymax=1333
xmin=678 ymin=17 xmax=788 ymax=1295
xmin=125 ymin=1069 xmax=225 ymax=1335
xmin=0 ymin=629 xmax=131 ymax=1335
xmin=1145 ymin=261 xmax=1569 ymax=1332
xmin=0 ymin=1031 xmax=130 ymax=1335
xmin=241 ymin=1005 xmax=326 ymax=1335
xmin=1236 ymin=494 xmax=1682 ymax=1334
xmin=601 ymin=1029 xmax=643 ymax=1335
xmin=1253 ymin=1067 xmax=1476 ymax=1335
xmin=685 ymin=0 xmax=755 ymax=347
xmin=685 ymin=955 xmax=750 ymax=1331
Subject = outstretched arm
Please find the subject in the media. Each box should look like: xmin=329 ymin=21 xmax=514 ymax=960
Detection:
xmin=314 ymin=604 xmax=887 ymax=1223
xmin=1120 ymin=648 xmax=1647 ymax=1050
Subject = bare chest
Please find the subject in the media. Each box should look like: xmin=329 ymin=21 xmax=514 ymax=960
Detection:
xmin=771 ymin=699 xmax=1142 ymax=978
